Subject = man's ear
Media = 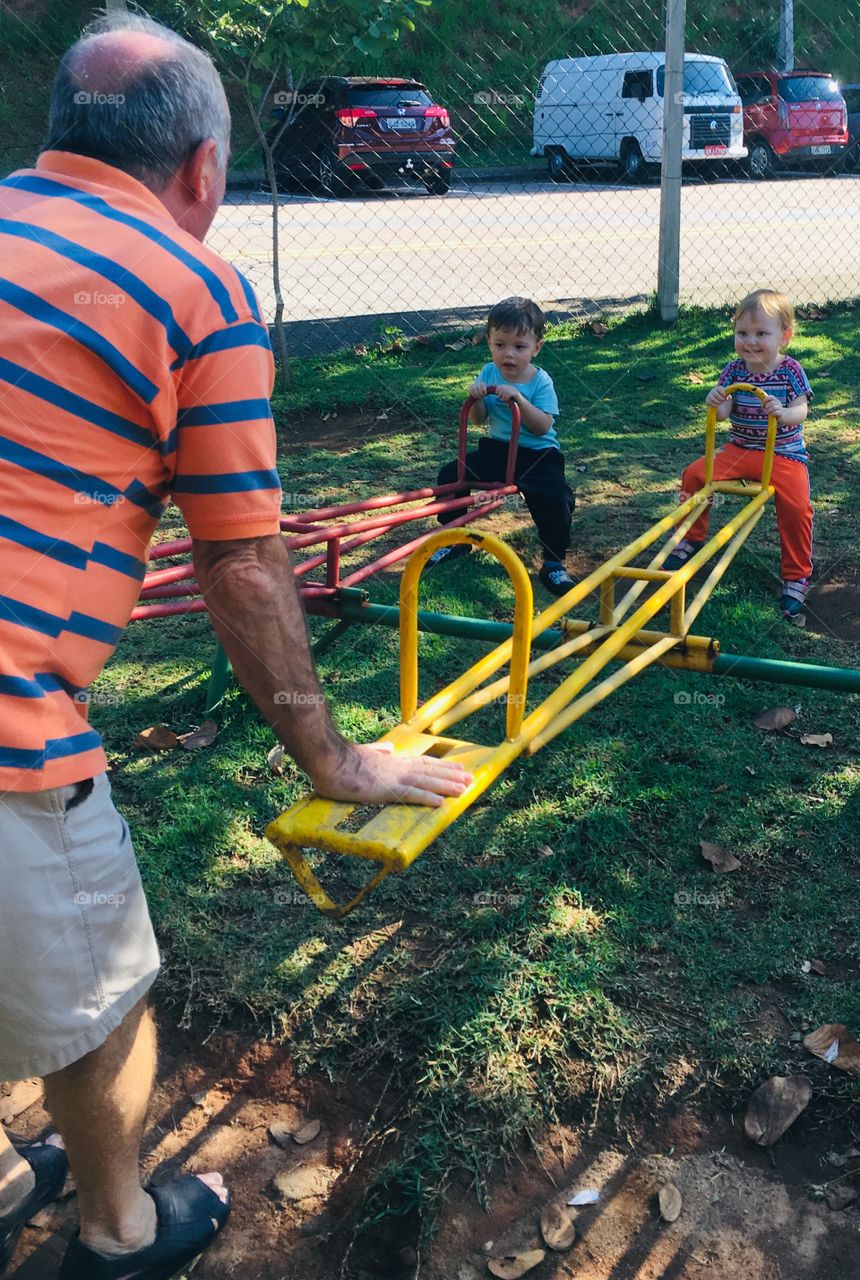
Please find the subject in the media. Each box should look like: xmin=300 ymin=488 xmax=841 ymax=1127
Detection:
xmin=182 ymin=137 xmax=220 ymax=200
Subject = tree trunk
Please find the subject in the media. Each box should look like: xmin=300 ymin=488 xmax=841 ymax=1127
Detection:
xmin=245 ymin=87 xmax=291 ymax=391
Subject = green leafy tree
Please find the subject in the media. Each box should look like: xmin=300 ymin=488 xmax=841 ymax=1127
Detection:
xmin=170 ymin=0 xmax=431 ymax=387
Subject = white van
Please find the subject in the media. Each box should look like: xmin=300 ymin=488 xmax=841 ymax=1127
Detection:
xmin=533 ymin=52 xmax=747 ymax=181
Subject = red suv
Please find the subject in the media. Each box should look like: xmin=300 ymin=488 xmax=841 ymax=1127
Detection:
xmin=734 ymin=69 xmax=848 ymax=178
xmin=268 ymin=77 xmax=455 ymax=196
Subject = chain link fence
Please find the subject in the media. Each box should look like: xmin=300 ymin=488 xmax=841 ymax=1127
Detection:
xmin=148 ymin=0 xmax=860 ymax=358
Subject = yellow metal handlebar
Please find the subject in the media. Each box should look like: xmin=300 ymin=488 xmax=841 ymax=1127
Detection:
xmin=400 ymin=529 xmax=533 ymax=742
xmin=704 ymin=382 xmax=778 ymax=490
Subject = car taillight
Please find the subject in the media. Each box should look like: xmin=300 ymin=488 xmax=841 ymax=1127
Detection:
xmin=335 ymin=107 xmax=377 ymax=127
xmin=424 ymin=106 xmax=450 ymax=127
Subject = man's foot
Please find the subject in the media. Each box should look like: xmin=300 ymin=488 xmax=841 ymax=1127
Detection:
xmin=663 ymin=539 xmax=705 ymax=572
xmin=60 ymin=1174 xmax=230 ymax=1279
xmin=427 ymin=542 xmax=472 ymax=567
xmin=779 ymin=579 xmax=809 ymax=620
xmin=538 ymin=562 xmax=576 ymax=597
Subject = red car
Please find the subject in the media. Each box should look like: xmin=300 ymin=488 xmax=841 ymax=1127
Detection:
xmin=734 ymin=69 xmax=848 ymax=178
xmin=268 ymin=76 xmax=455 ymax=196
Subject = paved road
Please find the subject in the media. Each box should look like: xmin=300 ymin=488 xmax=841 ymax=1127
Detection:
xmin=208 ymin=174 xmax=860 ymax=355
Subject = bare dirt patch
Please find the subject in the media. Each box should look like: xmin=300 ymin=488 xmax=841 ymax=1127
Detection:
xmin=7 ymin=1021 xmax=859 ymax=1280
xmin=805 ymin=573 xmax=860 ymax=644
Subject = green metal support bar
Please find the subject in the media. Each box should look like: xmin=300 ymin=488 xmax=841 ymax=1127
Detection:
xmin=200 ymin=599 xmax=859 ymax=719
xmin=712 ymin=653 xmax=860 ymax=692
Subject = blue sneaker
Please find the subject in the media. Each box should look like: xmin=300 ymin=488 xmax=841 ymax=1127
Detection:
xmin=779 ymin=580 xmax=809 ymax=620
xmin=538 ymin=563 xmax=576 ymax=597
xmin=427 ymin=542 xmax=472 ymax=566
xmin=663 ymin=539 xmax=705 ymax=571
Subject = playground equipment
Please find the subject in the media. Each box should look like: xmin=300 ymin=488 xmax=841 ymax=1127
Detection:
xmin=266 ymin=383 xmax=859 ymax=918
xmin=132 ymin=389 xmax=521 ymax=626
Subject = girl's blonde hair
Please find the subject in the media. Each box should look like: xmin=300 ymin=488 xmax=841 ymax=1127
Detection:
xmin=733 ymin=289 xmax=795 ymax=335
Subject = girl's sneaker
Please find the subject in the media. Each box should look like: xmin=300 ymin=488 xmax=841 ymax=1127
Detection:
xmin=427 ymin=542 xmax=472 ymax=566
xmin=538 ymin=562 xmax=575 ymax=597
xmin=663 ymin=538 xmax=705 ymax=572
xmin=778 ymin=579 xmax=809 ymax=620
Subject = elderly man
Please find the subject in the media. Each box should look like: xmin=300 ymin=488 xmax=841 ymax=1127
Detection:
xmin=0 ymin=13 xmax=470 ymax=1278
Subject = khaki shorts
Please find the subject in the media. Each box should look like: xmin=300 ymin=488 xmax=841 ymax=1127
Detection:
xmin=0 ymin=772 xmax=160 ymax=1081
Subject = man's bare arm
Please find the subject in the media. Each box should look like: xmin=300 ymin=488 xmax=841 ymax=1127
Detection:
xmin=192 ymin=534 xmax=472 ymax=805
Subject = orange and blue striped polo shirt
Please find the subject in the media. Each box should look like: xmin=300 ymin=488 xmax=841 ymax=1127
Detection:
xmin=0 ymin=150 xmax=282 ymax=791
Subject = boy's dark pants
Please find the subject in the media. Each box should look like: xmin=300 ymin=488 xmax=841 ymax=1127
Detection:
xmin=437 ymin=437 xmax=575 ymax=563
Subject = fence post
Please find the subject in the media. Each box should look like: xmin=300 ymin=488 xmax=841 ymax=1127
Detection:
xmin=657 ymin=0 xmax=686 ymax=324
xmin=777 ymin=0 xmax=795 ymax=71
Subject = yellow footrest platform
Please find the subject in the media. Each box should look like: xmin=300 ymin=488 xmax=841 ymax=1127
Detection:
xmin=265 ymin=726 xmax=507 ymax=918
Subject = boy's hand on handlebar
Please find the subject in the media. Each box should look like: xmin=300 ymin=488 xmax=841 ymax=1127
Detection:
xmin=705 ymin=386 xmax=730 ymax=408
xmin=469 ymin=380 xmax=488 ymax=399
xmin=493 ymin=385 xmax=520 ymax=404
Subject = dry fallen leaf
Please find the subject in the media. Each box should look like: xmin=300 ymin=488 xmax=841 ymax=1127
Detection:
xmin=826 ymin=1184 xmax=857 ymax=1211
xmin=700 ymin=840 xmax=741 ymax=874
xmin=134 ymin=724 xmax=179 ymax=752
xmin=567 ymin=1189 xmax=600 ymax=1206
xmin=590 ymin=321 xmax=608 ymax=338
xmin=687 ymin=371 xmax=705 ymax=384
xmin=536 ymin=844 xmax=555 ymax=859
xmin=375 ymin=411 xmax=389 ymax=420
xmin=754 ymin=706 xmax=796 ymax=732
xmin=0 ymin=1079 xmax=43 ymax=1123
xmin=293 ymin=1118 xmax=322 ymax=1145
xmin=444 ymin=338 xmax=468 ymax=351
xmin=540 ymin=1202 xmax=576 ymax=1250
xmin=268 ymin=1121 xmax=293 ymax=1149
xmin=178 ymin=719 xmax=218 ymax=751
xmin=713 ymin=783 xmax=729 ymax=794
xmin=470 ymin=330 xmax=485 ymax=344
xmin=800 ymin=733 xmax=833 ymax=748
xmin=803 ymin=1024 xmax=860 ymax=1073
xmin=801 ymin=959 xmax=828 ymax=976
xmin=353 ymin=344 xmax=368 ymax=357
xmin=658 ymin=1182 xmax=683 ymax=1222
xmin=488 ymin=1250 xmax=546 ymax=1279
xmin=268 ymin=744 xmax=286 ymax=774
xmin=744 ymin=1075 xmax=813 ymax=1146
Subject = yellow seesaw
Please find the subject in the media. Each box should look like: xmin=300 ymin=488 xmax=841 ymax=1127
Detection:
xmin=266 ymin=385 xmax=777 ymax=917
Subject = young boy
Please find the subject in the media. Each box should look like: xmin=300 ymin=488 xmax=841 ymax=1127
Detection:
xmin=431 ymin=297 xmax=576 ymax=596
xmin=665 ymin=289 xmax=813 ymax=619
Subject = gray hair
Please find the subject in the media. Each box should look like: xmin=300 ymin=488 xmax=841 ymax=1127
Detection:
xmin=42 ymin=12 xmax=230 ymax=190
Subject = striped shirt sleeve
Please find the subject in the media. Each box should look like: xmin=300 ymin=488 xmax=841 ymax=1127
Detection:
xmin=170 ymin=318 xmax=282 ymax=540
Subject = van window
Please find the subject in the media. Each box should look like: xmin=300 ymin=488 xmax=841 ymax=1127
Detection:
xmin=737 ymin=75 xmax=772 ymax=105
xmin=656 ymin=59 xmax=735 ymax=98
xmin=778 ymin=76 xmax=842 ymax=103
xmin=622 ymin=70 xmax=653 ymax=100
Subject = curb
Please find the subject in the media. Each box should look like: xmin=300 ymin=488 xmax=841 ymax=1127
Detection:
xmin=226 ymin=162 xmax=546 ymax=190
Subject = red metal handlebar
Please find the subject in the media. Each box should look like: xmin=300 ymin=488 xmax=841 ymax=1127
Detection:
xmin=457 ymin=385 xmax=521 ymax=487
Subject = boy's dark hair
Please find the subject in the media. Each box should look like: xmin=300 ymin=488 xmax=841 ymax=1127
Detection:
xmin=487 ymin=297 xmax=546 ymax=340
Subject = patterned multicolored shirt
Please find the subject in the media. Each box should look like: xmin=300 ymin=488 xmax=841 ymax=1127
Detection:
xmin=718 ymin=357 xmax=812 ymax=463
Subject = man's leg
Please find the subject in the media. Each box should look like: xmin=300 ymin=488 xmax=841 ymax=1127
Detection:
xmin=42 ymin=996 xmax=161 ymax=1255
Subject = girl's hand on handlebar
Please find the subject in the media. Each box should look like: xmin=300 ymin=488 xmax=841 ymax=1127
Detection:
xmin=705 ymin=386 xmax=730 ymax=408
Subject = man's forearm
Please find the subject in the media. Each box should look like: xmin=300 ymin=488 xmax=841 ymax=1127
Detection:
xmin=192 ymin=535 xmax=348 ymax=785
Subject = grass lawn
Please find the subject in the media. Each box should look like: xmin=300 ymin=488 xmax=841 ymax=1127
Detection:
xmin=96 ymin=305 xmax=860 ymax=1240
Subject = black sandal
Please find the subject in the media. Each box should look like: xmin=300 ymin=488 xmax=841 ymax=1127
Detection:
xmin=0 ymin=1134 xmax=69 ymax=1273
xmin=59 ymin=1174 xmax=232 ymax=1280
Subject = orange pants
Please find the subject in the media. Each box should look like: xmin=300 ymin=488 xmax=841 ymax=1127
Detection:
xmin=680 ymin=443 xmax=813 ymax=582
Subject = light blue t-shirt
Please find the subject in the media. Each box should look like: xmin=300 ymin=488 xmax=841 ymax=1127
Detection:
xmin=480 ymin=363 xmax=560 ymax=451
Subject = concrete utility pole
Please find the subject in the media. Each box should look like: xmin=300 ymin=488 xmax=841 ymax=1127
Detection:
xmin=657 ymin=0 xmax=686 ymax=324
xmin=777 ymin=0 xmax=795 ymax=72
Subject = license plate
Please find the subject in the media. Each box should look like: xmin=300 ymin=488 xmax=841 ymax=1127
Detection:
xmin=811 ymin=144 xmax=831 ymax=155
xmin=704 ymin=144 xmax=727 ymax=156
xmin=387 ymin=118 xmax=418 ymax=130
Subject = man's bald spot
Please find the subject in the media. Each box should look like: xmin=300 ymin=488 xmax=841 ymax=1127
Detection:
xmin=68 ymin=29 xmax=179 ymax=94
